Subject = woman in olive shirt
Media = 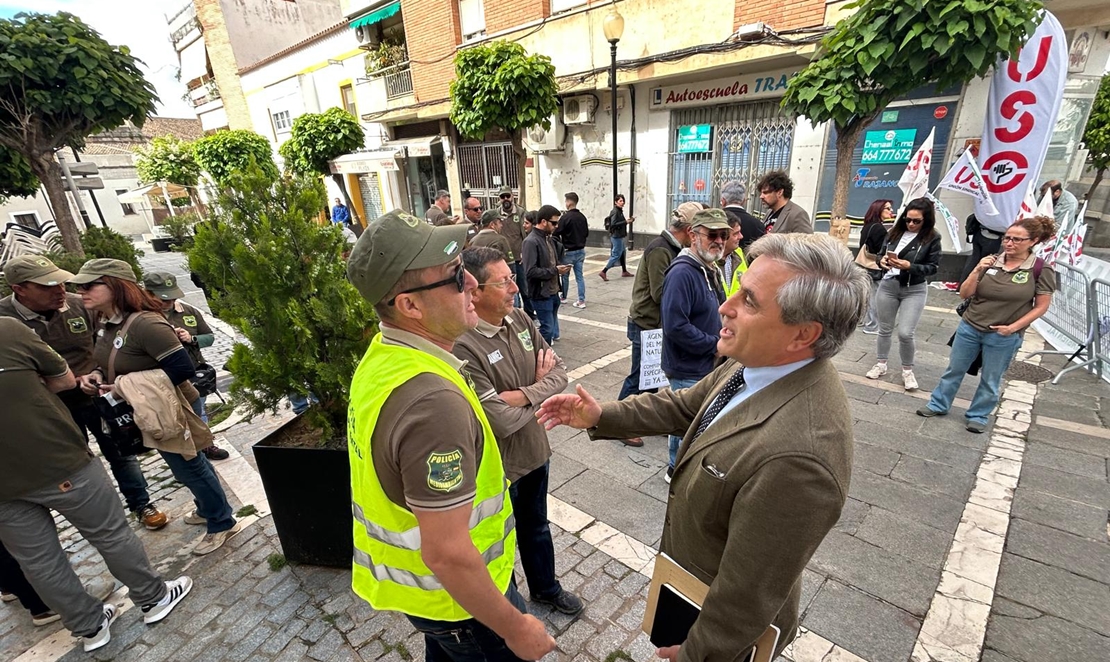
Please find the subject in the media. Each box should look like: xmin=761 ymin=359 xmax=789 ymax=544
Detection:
xmin=70 ymin=260 xmax=240 ymax=556
xmin=918 ymin=216 xmax=1057 ymax=433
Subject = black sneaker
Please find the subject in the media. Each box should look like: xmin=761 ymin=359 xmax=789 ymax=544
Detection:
xmin=664 ymin=466 xmax=674 ymax=484
xmin=533 ymin=588 xmax=584 ymax=615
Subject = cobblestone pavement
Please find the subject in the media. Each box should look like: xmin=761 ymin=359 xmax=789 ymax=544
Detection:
xmin=2 ymin=245 xmax=1107 ymax=661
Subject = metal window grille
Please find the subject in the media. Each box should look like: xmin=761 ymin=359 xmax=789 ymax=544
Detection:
xmin=456 ymin=142 xmax=519 ymax=211
xmin=383 ymin=65 xmax=413 ymax=100
xmin=358 ymin=173 xmax=383 ymax=223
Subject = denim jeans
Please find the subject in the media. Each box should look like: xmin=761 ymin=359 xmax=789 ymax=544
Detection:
xmin=66 ymin=398 xmax=151 ymax=513
xmin=157 ymin=449 xmax=236 ymax=534
xmin=666 ymin=377 xmax=701 ymax=467
xmin=190 ymin=396 xmax=208 ymax=423
xmin=512 ymin=261 xmax=533 ymax=316
xmin=288 ymin=392 xmax=318 ymax=415
xmin=508 ymin=463 xmax=560 ymax=600
xmin=561 ymin=249 xmax=586 ymax=302
xmin=532 ymin=294 xmax=561 ymax=343
xmin=618 ymin=320 xmax=657 ymax=400
xmin=407 ymin=584 xmax=528 ymax=662
xmin=603 ymin=236 xmax=626 ymax=272
xmin=874 ymin=280 xmax=928 ymax=366
xmin=926 ymin=319 xmax=1024 ymax=425
xmin=861 ymin=279 xmax=880 ymax=332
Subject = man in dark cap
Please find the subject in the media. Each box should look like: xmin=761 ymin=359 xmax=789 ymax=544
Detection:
xmin=496 ymin=185 xmax=531 ymax=315
xmin=345 ymin=210 xmax=555 ymax=662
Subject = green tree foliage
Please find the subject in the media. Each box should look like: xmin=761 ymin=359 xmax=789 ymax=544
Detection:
xmin=0 ymin=12 xmax=158 ymax=256
xmin=1082 ymin=75 xmax=1110 ymax=200
xmin=193 ymin=130 xmax=278 ymax=187
xmin=279 ymin=108 xmax=365 ymax=226
xmin=188 ymin=167 xmax=376 ymax=442
xmin=0 ymin=144 xmax=39 ymax=204
xmin=782 ymin=0 xmax=1041 ymax=220
xmin=135 ymin=135 xmax=206 ymax=212
xmin=450 ymin=41 xmax=558 ymax=204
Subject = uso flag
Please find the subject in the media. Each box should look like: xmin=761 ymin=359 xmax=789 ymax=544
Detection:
xmin=974 ymin=11 xmax=1067 ymax=233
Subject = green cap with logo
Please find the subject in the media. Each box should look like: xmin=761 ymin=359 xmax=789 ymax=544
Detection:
xmin=498 ymin=185 xmax=512 ymax=197
xmin=479 ymin=209 xmax=502 ymax=226
xmin=67 ymin=258 xmax=138 ymax=284
xmin=348 ymin=209 xmax=469 ymax=306
xmin=142 ymin=271 xmax=185 ymax=300
xmin=2 ymin=255 xmax=74 ymax=286
xmin=690 ymin=208 xmax=731 ymax=230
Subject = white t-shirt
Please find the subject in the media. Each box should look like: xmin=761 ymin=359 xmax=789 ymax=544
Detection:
xmin=884 ymin=231 xmax=918 ymax=279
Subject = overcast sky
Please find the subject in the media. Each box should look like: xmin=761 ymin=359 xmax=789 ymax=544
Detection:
xmin=0 ymin=0 xmax=195 ymax=118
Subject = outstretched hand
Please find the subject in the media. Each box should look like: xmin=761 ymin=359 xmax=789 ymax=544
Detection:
xmin=537 ymin=384 xmax=602 ymax=430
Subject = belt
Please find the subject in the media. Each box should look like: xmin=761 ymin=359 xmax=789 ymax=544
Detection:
xmin=979 ymin=228 xmax=1002 ymax=240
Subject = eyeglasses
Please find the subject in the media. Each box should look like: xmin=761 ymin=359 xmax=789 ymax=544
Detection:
xmin=1002 ymin=235 xmax=1031 ymax=243
xmin=479 ymin=274 xmax=516 ymax=288
xmin=697 ymin=229 xmax=731 ymax=242
xmin=386 ymin=264 xmax=466 ymax=306
xmin=883 ymin=206 xmax=893 ymax=211
xmin=75 ymin=281 xmax=107 ymax=291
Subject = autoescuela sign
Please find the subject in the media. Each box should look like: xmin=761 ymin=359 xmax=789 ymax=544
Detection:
xmin=650 ymin=68 xmax=798 ymax=110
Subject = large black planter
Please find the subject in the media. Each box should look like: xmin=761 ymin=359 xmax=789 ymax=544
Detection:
xmin=253 ymin=417 xmax=352 ymax=567
xmin=151 ymin=237 xmax=174 ymax=253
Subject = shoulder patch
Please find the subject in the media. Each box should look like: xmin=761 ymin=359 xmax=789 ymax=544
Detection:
xmin=1011 ymin=271 xmax=1029 ymax=284
xmin=182 ymin=315 xmax=198 ymax=327
xmin=427 ymin=449 xmax=464 ymax=492
xmin=517 ymin=329 xmax=534 ymax=352
xmin=67 ymin=317 xmax=88 ymax=334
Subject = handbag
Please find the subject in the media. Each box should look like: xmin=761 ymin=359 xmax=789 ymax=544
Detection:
xmin=854 ymin=244 xmax=879 ymax=271
xmin=95 ymin=313 xmax=147 ymax=457
xmin=191 ymin=362 xmax=218 ymax=397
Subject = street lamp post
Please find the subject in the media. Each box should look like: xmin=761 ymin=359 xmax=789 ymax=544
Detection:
xmin=603 ymin=6 xmax=624 ymax=244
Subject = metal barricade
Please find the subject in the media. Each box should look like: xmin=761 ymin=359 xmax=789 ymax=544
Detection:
xmin=1027 ymin=262 xmax=1099 ymax=383
xmin=1089 ymin=278 xmax=1110 ymax=379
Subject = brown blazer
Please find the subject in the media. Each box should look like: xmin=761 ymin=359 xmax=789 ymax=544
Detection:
xmin=771 ymin=200 xmax=813 ymax=234
xmin=591 ymin=359 xmax=852 ymax=661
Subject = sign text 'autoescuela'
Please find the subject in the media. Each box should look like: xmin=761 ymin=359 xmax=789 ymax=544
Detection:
xmin=650 ymin=68 xmax=799 ymax=110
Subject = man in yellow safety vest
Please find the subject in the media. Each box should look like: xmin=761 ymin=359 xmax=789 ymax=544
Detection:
xmin=346 ymin=210 xmax=556 ymax=662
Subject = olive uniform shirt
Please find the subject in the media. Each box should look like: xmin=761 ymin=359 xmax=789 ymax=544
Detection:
xmin=451 ymin=309 xmax=567 ymax=482
xmin=162 ymin=300 xmax=213 ymax=368
xmin=964 ymin=253 xmax=1057 ymax=333
xmin=426 ymin=205 xmax=451 ymax=227
xmin=0 ymin=318 xmax=92 ymax=501
xmin=469 ymin=229 xmax=515 ymax=262
xmin=0 ymin=293 xmax=98 ymax=377
xmin=497 ymin=203 xmax=527 ymax=263
xmin=93 ymin=311 xmax=187 ymax=380
xmin=370 ymin=325 xmax=486 ymax=511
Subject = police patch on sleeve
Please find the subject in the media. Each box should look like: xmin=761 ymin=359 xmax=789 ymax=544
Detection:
xmin=67 ymin=318 xmax=88 ymax=334
xmin=427 ymin=449 xmax=464 ymax=492
xmin=517 ymin=330 xmax=534 ymax=352
xmin=182 ymin=315 xmax=198 ymax=327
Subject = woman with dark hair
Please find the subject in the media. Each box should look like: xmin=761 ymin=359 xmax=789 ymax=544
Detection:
xmin=599 ymin=194 xmax=634 ymax=280
xmin=70 ymin=259 xmax=239 ymax=556
xmin=919 ymin=216 xmax=1057 ymax=433
xmin=865 ymin=197 xmax=942 ymax=391
xmin=859 ymin=198 xmax=894 ymax=333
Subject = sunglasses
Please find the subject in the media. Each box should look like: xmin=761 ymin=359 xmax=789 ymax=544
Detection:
xmin=697 ymin=229 xmax=731 ymax=242
xmin=468 ymin=206 xmax=484 ymax=212
xmin=905 ymin=217 xmax=924 ymax=225
xmin=500 ymin=194 xmax=512 ymax=200
xmin=387 ymin=264 xmax=465 ymax=306
xmin=75 ymin=281 xmax=107 ymax=291
xmin=1002 ymin=235 xmax=1031 ymax=243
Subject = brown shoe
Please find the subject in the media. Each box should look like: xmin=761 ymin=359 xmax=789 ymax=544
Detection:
xmin=137 ymin=505 xmax=169 ymax=531
xmin=621 ymin=271 xmax=634 ymax=278
xmin=621 ymin=437 xmax=644 ymax=447
xmin=599 ymin=270 xmax=608 ymax=282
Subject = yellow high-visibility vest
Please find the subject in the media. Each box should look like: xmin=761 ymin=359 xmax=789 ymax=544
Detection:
xmin=348 ymin=334 xmax=515 ymax=621
xmin=722 ymin=248 xmax=748 ymax=297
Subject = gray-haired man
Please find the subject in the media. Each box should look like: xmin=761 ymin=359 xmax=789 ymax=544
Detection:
xmin=538 ymin=233 xmax=870 ymax=662
xmin=426 ymin=190 xmax=456 ymax=226
xmin=720 ymin=181 xmax=764 ymax=254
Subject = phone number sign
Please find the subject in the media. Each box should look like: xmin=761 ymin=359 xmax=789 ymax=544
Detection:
xmin=861 ymin=128 xmax=918 ymax=164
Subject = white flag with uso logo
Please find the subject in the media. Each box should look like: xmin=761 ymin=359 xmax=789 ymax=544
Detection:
xmin=937 ymin=149 xmax=999 ymax=216
xmin=974 ymin=11 xmax=1067 ymax=232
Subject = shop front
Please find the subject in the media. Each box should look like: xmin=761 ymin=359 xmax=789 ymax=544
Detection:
xmin=328 ymin=150 xmax=398 ymax=224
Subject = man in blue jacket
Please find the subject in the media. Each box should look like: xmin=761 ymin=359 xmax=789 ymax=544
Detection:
xmin=660 ymin=209 xmax=728 ymax=481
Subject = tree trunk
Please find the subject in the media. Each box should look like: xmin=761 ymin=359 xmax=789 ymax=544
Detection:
xmin=830 ymin=118 xmax=871 ymax=222
xmin=1086 ymin=167 xmax=1105 ymax=201
xmin=332 ymin=173 xmax=363 ymax=236
xmin=32 ymin=156 xmax=84 ymax=256
xmin=511 ymin=130 xmax=527 ymax=210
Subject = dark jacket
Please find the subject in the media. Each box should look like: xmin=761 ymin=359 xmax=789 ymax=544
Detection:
xmin=555 ymin=209 xmax=589 ymax=251
xmin=881 ymin=231 xmax=942 ymax=286
xmin=590 ymin=359 xmax=851 ymax=662
xmin=660 ymin=252 xmax=725 ymax=381
xmin=724 ymin=205 xmax=765 ymax=254
xmin=522 ymin=228 xmax=559 ymax=300
xmin=607 ymin=206 xmax=629 ymax=239
xmin=629 ymin=232 xmax=683 ymax=330
xmin=859 ymin=222 xmax=888 ymax=280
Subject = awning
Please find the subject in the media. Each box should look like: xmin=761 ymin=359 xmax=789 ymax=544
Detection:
xmin=385 ymin=135 xmax=441 ymax=158
xmin=329 ymin=149 xmax=401 ymax=174
xmin=117 ymin=183 xmax=189 ymax=204
xmin=349 ymin=1 xmax=401 ymax=30
xmin=179 ymin=39 xmax=208 ymax=85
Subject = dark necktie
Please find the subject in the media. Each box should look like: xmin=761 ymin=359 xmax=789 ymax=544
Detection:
xmin=692 ymin=368 xmax=746 ymax=441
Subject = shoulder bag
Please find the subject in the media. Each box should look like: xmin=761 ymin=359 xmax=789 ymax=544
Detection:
xmin=92 ymin=313 xmax=147 ymax=457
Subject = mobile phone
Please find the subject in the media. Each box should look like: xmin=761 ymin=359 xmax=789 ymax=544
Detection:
xmin=886 ymin=251 xmax=898 ymax=261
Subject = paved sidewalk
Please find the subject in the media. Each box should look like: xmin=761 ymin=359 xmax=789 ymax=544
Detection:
xmin=2 ymin=245 xmax=1107 ymax=661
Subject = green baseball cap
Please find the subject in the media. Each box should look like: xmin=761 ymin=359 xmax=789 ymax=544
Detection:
xmin=498 ymin=186 xmax=512 ymax=197
xmin=68 ymin=258 xmax=138 ymax=284
xmin=348 ymin=209 xmax=469 ymax=305
xmin=479 ymin=209 xmax=502 ymax=226
xmin=690 ymin=208 xmax=731 ymax=230
xmin=142 ymin=271 xmax=185 ymax=300
xmin=2 ymin=255 xmax=73 ymax=286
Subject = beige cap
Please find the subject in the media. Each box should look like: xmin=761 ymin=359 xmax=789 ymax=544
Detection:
xmin=68 ymin=258 xmax=138 ymax=284
xmin=671 ymin=202 xmax=705 ymax=226
xmin=2 ymin=255 xmax=73 ymax=286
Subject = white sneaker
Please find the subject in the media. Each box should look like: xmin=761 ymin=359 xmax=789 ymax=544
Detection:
xmin=141 ymin=576 xmax=193 ymax=624
xmin=865 ymin=363 xmax=888 ymax=380
xmin=903 ymin=370 xmax=919 ymax=391
xmin=83 ymin=604 xmax=118 ymax=652
xmin=193 ymin=520 xmax=243 ymax=556
xmin=184 ymin=510 xmax=206 ymax=525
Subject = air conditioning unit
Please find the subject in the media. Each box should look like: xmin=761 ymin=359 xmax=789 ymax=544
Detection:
xmin=355 ymin=25 xmax=368 ymax=43
xmin=524 ymin=117 xmax=565 ymax=153
xmin=562 ymin=95 xmax=596 ymax=125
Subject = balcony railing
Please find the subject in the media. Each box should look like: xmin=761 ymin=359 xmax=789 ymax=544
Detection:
xmin=378 ymin=62 xmax=413 ymax=100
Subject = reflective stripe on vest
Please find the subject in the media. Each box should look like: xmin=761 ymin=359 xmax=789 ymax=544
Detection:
xmin=348 ymin=334 xmax=515 ymax=622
